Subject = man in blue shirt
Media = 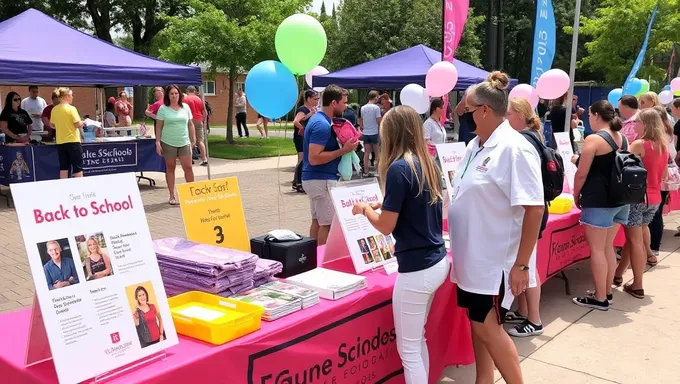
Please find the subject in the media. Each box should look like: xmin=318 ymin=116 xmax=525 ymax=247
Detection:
xmin=43 ymin=240 xmax=79 ymax=290
xmin=302 ymin=85 xmax=358 ymax=245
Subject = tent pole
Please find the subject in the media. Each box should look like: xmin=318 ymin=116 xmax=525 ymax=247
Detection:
xmin=200 ymin=88 xmax=211 ymax=180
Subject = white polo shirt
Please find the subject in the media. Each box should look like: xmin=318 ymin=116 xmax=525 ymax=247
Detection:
xmin=448 ymin=121 xmax=543 ymax=295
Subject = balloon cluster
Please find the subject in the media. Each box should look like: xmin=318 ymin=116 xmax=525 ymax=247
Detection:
xmin=608 ymin=77 xmax=655 ymax=106
xmin=400 ymin=61 xmax=459 ymax=113
xmin=245 ymin=14 xmax=328 ymax=119
xmin=508 ymin=69 xmax=570 ymax=109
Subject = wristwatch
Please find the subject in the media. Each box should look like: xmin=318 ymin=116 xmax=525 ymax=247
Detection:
xmin=515 ymin=264 xmax=530 ymax=271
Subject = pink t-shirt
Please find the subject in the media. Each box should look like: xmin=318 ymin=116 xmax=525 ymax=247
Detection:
xmin=621 ymin=114 xmax=638 ymax=143
xmin=642 ymin=140 xmax=668 ymax=205
xmin=148 ymin=100 xmax=163 ymax=115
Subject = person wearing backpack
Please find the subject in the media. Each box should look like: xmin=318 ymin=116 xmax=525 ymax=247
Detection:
xmin=572 ymin=100 xmax=631 ymax=311
xmin=612 ymin=109 xmax=668 ymax=299
xmin=504 ymin=97 xmax=557 ymax=337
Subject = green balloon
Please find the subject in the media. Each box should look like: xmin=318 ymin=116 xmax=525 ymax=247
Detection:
xmin=675 ymin=90 xmax=680 ymax=97
xmin=638 ymin=79 xmax=650 ymax=95
xmin=275 ymin=14 xmax=327 ymax=75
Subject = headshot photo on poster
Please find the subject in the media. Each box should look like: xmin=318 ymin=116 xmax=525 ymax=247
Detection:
xmin=37 ymin=238 xmax=82 ymax=291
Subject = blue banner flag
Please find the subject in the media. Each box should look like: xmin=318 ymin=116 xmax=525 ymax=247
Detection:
xmin=622 ymin=4 xmax=659 ymax=95
xmin=530 ymin=0 xmax=557 ymax=88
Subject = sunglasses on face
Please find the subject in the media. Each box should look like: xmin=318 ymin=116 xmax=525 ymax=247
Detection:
xmin=13 ymin=98 xmax=21 ymax=102
xmin=464 ymin=105 xmax=481 ymax=113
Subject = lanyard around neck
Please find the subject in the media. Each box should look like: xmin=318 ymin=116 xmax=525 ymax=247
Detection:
xmin=461 ymin=146 xmax=485 ymax=179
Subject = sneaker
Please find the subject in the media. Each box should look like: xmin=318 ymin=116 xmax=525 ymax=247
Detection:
xmin=200 ymin=161 xmax=208 ymax=166
xmin=586 ymin=290 xmax=613 ymax=304
xmin=572 ymin=296 xmax=609 ymax=311
xmin=504 ymin=311 xmax=527 ymax=324
xmin=507 ymin=320 xmax=543 ymax=337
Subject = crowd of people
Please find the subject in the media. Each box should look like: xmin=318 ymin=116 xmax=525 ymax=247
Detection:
xmin=296 ymin=74 xmax=677 ymax=383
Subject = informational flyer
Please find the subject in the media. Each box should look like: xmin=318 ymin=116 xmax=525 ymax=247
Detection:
xmin=10 ymin=173 xmax=178 ymax=384
xmin=554 ymin=132 xmax=576 ymax=193
xmin=176 ymin=176 xmax=250 ymax=252
xmin=436 ymin=142 xmax=467 ymax=201
xmin=329 ymin=181 xmax=396 ymax=274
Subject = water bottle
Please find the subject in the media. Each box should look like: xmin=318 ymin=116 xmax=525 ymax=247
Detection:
xmin=0 ymin=133 xmax=5 ymax=145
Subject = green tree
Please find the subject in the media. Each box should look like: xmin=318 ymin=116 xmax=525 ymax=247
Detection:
xmin=577 ymin=0 xmax=677 ymax=86
xmin=161 ymin=0 xmax=309 ymax=143
xmin=320 ymin=0 xmax=328 ymax=22
xmin=0 ymin=1 xmax=44 ymax=22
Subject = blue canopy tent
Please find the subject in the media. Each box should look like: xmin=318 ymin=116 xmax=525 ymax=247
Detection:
xmin=313 ymin=45 xmax=518 ymax=90
xmin=0 ymin=9 xmax=201 ymax=86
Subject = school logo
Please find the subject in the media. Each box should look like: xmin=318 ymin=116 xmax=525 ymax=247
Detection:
xmin=476 ymin=156 xmax=491 ymax=173
xmin=482 ymin=157 xmax=491 ymax=166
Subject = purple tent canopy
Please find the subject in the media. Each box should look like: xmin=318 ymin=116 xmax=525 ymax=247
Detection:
xmin=313 ymin=45 xmax=518 ymax=90
xmin=0 ymin=9 xmax=201 ymax=86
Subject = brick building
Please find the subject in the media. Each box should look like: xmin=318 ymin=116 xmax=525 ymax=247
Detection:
xmin=0 ymin=71 xmax=260 ymax=126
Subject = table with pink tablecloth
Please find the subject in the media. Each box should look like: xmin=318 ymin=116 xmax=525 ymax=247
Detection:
xmin=0 ymin=247 xmax=473 ymax=384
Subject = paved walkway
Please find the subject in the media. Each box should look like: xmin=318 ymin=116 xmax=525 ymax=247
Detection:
xmin=1 ymin=158 xmax=680 ymax=383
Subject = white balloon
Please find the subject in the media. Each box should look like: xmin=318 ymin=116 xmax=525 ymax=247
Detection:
xmin=305 ymin=66 xmax=329 ymax=89
xmin=659 ymin=90 xmax=674 ymax=105
xmin=400 ymin=84 xmax=429 ymax=114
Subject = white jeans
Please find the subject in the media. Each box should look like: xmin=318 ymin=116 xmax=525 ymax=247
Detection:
xmin=392 ymin=257 xmax=449 ymax=384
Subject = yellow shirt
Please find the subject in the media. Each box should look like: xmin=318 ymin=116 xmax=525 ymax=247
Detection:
xmin=51 ymin=103 xmax=81 ymax=144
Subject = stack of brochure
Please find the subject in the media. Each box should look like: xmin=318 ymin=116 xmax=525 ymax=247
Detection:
xmin=286 ymin=268 xmax=368 ymax=300
xmin=261 ymin=281 xmax=320 ymax=309
xmin=230 ymin=287 xmax=302 ymax=321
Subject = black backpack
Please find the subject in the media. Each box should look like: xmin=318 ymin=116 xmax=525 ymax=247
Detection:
xmin=520 ymin=130 xmax=565 ymax=202
xmin=596 ymin=131 xmax=647 ymax=205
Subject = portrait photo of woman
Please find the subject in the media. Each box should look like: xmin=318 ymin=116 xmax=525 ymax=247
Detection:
xmin=132 ymin=285 xmax=165 ymax=348
xmin=368 ymin=237 xmax=383 ymax=262
xmin=82 ymin=236 xmax=112 ymax=281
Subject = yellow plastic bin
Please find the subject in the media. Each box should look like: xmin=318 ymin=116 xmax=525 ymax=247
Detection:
xmin=548 ymin=195 xmax=574 ymax=214
xmin=168 ymin=291 xmax=264 ymax=345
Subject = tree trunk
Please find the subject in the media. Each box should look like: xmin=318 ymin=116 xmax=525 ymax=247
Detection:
xmin=226 ymin=68 xmax=235 ymax=144
xmin=133 ymin=86 xmax=148 ymax=120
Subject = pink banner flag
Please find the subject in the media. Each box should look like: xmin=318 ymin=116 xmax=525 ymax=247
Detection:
xmin=441 ymin=0 xmax=469 ymax=125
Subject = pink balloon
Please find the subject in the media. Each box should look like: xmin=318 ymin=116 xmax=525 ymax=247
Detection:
xmin=426 ymin=61 xmax=459 ymax=97
xmin=305 ymin=66 xmax=328 ymax=89
xmin=535 ymin=69 xmax=570 ymax=100
xmin=509 ymin=84 xmax=533 ymax=101
xmin=529 ymin=88 xmax=539 ymax=109
xmin=671 ymin=77 xmax=680 ymax=93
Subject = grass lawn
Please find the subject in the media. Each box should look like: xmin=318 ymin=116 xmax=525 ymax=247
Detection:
xmin=207 ymin=135 xmax=297 ymax=159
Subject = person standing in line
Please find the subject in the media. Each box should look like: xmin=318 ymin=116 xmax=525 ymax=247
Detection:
xmin=352 ymin=105 xmax=448 ymax=384
xmin=256 ymin=114 xmax=269 ymax=138
xmin=424 ymin=98 xmax=448 ymax=147
xmin=571 ymin=100 xmax=629 ymax=309
xmin=455 ymin=90 xmax=477 ymax=145
xmin=504 ymin=98 xmax=547 ymax=337
xmin=648 ymin=106 xmax=676 ymax=259
xmin=51 ymin=88 xmax=86 ymax=178
xmin=41 ymin=90 xmax=60 ymax=142
xmin=449 ymin=72 xmax=544 ymax=384
xmin=115 ymin=90 xmax=133 ymax=127
xmin=234 ymin=89 xmax=249 ymax=138
xmin=145 ymin=87 xmax=165 ymax=130
xmin=618 ymin=95 xmax=640 ymax=143
xmin=21 ymin=85 xmax=47 ymax=133
xmin=549 ymin=93 xmax=578 ymax=152
xmin=613 ymin=109 xmax=668 ymax=299
xmin=184 ymin=86 xmax=208 ymax=166
xmin=292 ymin=90 xmax=319 ymax=193
xmin=638 ymin=91 xmax=660 ymax=110
xmin=155 ymin=85 xmax=196 ymax=205
xmin=302 ymin=85 xmax=358 ymax=245
xmin=0 ymin=92 xmax=32 ymax=144
xmin=360 ymin=91 xmax=382 ymax=177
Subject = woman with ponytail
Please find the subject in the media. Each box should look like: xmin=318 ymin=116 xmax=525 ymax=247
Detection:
xmin=352 ymin=105 xmax=447 ymax=383
xmin=572 ymin=100 xmax=629 ymax=310
xmin=449 ymin=72 xmax=544 ymax=384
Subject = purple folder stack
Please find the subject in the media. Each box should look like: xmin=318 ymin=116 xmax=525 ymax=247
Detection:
xmin=154 ymin=237 xmax=258 ymax=297
xmin=253 ymin=258 xmax=284 ymax=287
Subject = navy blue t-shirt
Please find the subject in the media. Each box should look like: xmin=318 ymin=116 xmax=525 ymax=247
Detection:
xmin=302 ymin=111 xmax=340 ymax=181
xmin=381 ymin=158 xmax=446 ymax=273
xmin=458 ymin=112 xmax=477 ymax=145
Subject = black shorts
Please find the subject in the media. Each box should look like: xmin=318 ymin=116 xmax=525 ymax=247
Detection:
xmin=293 ymin=134 xmax=304 ymax=153
xmin=57 ymin=142 xmax=84 ymax=173
xmin=457 ymin=274 xmax=508 ymax=324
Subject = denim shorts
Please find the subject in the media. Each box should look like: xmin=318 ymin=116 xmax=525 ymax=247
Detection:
xmin=580 ymin=205 xmax=630 ymax=228
xmin=363 ymin=134 xmax=380 ymax=145
xmin=626 ymin=203 xmax=660 ymax=227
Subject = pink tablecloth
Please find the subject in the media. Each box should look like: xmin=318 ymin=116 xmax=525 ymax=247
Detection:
xmin=0 ymin=248 xmax=473 ymax=384
xmin=444 ymin=208 xmax=626 ymax=284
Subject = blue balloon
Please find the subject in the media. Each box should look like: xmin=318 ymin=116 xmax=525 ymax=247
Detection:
xmin=663 ymin=84 xmax=671 ymax=92
xmin=624 ymin=78 xmax=643 ymax=95
xmin=607 ymin=88 xmax=623 ymax=105
xmin=245 ymin=60 xmax=298 ymax=119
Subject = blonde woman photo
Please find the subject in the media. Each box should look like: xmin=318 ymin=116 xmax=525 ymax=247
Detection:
xmin=84 ymin=236 xmax=113 ymax=280
xmin=352 ymin=105 xmax=447 ymax=383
